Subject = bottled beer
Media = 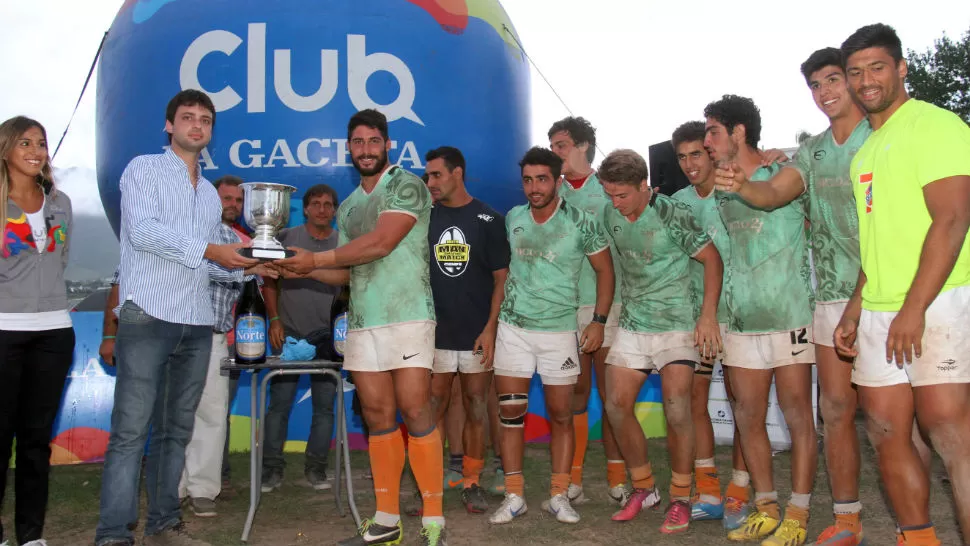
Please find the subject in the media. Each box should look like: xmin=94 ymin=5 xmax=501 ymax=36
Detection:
xmin=235 ymin=279 xmax=267 ymax=365
xmin=329 ymin=287 xmax=349 ymax=362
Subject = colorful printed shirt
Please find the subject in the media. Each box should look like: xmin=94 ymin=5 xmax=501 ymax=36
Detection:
xmin=337 ymin=166 xmax=435 ymax=329
xmin=718 ymin=163 xmax=813 ymax=333
xmin=791 ymin=119 xmax=871 ymax=303
xmin=607 ymin=193 xmax=711 ymax=332
xmin=558 ymin=172 xmax=622 ymax=307
xmin=672 ymin=185 xmax=729 ymax=323
xmin=500 ymin=199 xmax=609 ymax=331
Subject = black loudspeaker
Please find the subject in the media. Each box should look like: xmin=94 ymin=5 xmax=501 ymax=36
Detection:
xmin=648 ymin=140 xmax=690 ymax=196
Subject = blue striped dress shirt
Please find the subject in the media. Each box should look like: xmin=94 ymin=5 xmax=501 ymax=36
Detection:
xmin=118 ymin=149 xmax=242 ymax=326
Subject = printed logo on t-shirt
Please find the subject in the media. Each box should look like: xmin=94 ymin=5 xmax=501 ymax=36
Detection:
xmin=859 ymin=172 xmax=873 ymax=213
xmin=434 ymin=226 xmax=470 ymax=277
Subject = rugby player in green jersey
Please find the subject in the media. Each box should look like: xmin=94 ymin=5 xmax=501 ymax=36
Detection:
xmin=834 ymin=24 xmax=970 ymax=546
xmin=548 ymin=117 xmax=628 ymax=506
xmin=488 ymin=147 xmax=614 ymax=526
xmin=671 ymin=121 xmax=752 ymax=531
xmin=713 ymin=48 xmax=870 ymax=546
xmin=704 ymin=95 xmax=817 ymax=546
xmin=597 ymin=149 xmax=723 ymax=535
xmin=276 ymin=110 xmax=445 ymax=546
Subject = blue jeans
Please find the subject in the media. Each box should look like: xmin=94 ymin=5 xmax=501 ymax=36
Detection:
xmin=95 ymin=302 xmax=212 ymax=544
xmin=262 ymin=374 xmax=337 ymax=474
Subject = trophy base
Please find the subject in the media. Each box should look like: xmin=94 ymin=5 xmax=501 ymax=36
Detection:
xmin=238 ymin=247 xmax=295 ymax=261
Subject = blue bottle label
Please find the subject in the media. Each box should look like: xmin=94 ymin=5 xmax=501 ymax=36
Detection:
xmin=235 ymin=313 xmax=266 ymax=361
xmin=333 ymin=312 xmax=347 ymax=357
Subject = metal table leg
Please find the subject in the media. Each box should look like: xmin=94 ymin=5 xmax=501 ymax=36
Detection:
xmin=241 ymin=370 xmax=259 ymax=542
xmin=333 ymin=373 xmax=345 ymax=516
xmin=338 ymin=375 xmax=360 ymax=526
xmin=241 ymin=368 xmax=360 ymax=541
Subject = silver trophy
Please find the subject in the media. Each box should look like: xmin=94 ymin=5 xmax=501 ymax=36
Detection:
xmin=238 ymin=182 xmax=297 ymax=260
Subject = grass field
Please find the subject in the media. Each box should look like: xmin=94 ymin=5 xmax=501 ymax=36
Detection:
xmin=7 ymin=428 xmax=963 ymax=545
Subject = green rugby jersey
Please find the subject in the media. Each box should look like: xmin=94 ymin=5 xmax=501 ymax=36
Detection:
xmin=500 ymin=199 xmax=609 ymax=331
xmin=718 ymin=164 xmax=813 ymax=333
xmin=337 ymin=166 xmax=435 ymax=330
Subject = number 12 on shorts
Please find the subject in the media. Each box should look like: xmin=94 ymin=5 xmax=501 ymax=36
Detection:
xmin=790 ymin=328 xmax=809 ymax=345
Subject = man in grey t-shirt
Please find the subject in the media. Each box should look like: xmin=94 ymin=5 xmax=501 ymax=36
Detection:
xmin=261 ymin=184 xmax=340 ymax=491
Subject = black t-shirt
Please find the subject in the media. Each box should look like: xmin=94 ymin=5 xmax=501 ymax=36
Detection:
xmin=429 ymin=198 xmax=510 ymax=350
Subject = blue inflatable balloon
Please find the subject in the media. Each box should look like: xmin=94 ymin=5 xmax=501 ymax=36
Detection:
xmin=96 ymin=0 xmax=531 ymax=234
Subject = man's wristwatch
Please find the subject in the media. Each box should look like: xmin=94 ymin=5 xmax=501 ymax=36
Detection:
xmin=591 ymin=313 xmax=608 ymax=325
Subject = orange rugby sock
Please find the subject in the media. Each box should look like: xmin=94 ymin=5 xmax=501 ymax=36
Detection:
xmin=834 ymin=511 xmax=862 ymax=535
xmin=694 ymin=464 xmax=721 ymax=499
xmin=570 ymin=411 xmax=589 ymax=485
xmin=462 ymin=456 xmax=484 ymax=488
xmin=725 ymin=481 xmax=750 ymax=503
xmin=606 ymin=460 xmax=627 ymax=488
xmin=408 ymin=428 xmax=444 ymax=519
xmin=505 ymin=471 xmax=525 ymax=497
xmin=551 ymin=472 xmax=570 ymax=498
xmin=630 ymin=464 xmax=655 ymax=490
xmin=901 ymin=525 xmax=940 ymax=546
xmin=369 ymin=428 xmax=406 ymax=517
xmin=670 ymin=471 xmax=692 ymax=501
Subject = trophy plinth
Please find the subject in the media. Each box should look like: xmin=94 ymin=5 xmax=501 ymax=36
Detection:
xmin=238 ymin=182 xmax=297 ymax=262
xmin=238 ymin=247 xmax=296 ymax=260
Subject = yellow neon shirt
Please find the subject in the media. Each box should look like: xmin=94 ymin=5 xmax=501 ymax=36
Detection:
xmin=850 ymin=99 xmax=970 ymax=311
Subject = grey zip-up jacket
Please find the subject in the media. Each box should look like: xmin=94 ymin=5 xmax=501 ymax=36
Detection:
xmin=0 ymin=185 xmax=72 ymax=313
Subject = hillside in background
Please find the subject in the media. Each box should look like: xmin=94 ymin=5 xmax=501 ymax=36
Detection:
xmin=55 ymin=166 xmax=119 ymax=281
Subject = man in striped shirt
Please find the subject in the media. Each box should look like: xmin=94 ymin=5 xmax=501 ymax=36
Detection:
xmin=179 ymin=176 xmax=262 ymax=518
xmin=95 ymin=90 xmax=264 ymax=546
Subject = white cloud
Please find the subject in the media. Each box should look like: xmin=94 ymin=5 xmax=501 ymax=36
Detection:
xmin=55 ymin=166 xmax=104 ymax=217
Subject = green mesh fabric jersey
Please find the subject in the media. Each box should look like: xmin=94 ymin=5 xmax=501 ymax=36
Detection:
xmin=337 ymin=166 xmax=435 ymax=330
xmin=718 ymin=163 xmax=814 ymax=333
xmin=499 ymin=199 xmax=609 ymax=332
xmin=606 ymin=193 xmax=711 ymax=333
xmin=672 ymin=185 xmax=730 ymax=323
xmin=558 ymin=173 xmax=622 ymax=306
xmin=790 ymin=120 xmax=871 ymax=302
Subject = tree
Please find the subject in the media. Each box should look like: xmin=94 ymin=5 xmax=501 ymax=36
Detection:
xmin=906 ymin=26 xmax=970 ymax=124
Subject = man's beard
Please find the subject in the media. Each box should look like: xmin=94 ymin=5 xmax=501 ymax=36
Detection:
xmin=352 ymin=151 xmax=389 ymax=176
xmin=222 ymin=209 xmax=240 ymax=223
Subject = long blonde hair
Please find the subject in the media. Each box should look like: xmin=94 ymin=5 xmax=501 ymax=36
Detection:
xmin=0 ymin=116 xmax=56 ymax=220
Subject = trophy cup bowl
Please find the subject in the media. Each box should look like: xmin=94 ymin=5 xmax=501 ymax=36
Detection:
xmin=238 ymin=182 xmax=297 ymax=260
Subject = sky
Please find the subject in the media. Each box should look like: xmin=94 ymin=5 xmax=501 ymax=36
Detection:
xmin=1 ymin=0 xmax=968 ymax=216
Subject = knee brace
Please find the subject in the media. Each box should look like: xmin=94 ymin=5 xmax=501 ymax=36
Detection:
xmin=498 ymin=393 xmax=528 ymax=427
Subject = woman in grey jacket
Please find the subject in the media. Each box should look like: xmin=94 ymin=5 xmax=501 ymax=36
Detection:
xmin=0 ymin=116 xmax=75 ymax=546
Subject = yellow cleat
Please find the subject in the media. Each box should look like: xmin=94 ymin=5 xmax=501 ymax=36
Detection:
xmin=761 ymin=519 xmax=807 ymax=546
xmin=727 ymin=511 xmax=781 ymax=541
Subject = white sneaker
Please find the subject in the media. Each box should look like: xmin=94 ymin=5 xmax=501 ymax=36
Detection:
xmin=566 ymin=483 xmax=589 ymax=505
xmin=22 ymin=541 xmax=48 ymax=546
xmin=608 ymin=484 xmax=631 ymax=505
xmin=489 ymin=492 xmax=527 ymax=524
xmin=541 ymin=493 xmax=580 ymax=524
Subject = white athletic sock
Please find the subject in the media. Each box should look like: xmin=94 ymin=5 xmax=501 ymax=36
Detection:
xmin=374 ymin=511 xmax=401 ymax=527
xmin=789 ymin=492 xmax=811 ymax=509
xmin=755 ymin=491 xmax=778 ymax=503
xmin=834 ymin=500 xmax=862 ymax=515
xmin=731 ymin=469 xmax=751 ymax=488
xmin=695 ymin=458 xmax=716 ymax=468
xmin=422 ymin=516 xmax=445 ymax=527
